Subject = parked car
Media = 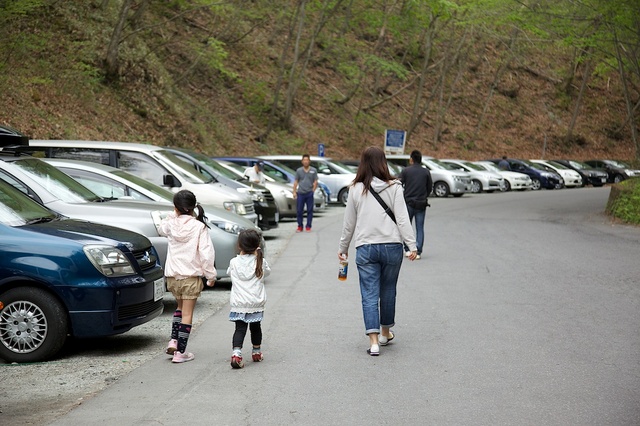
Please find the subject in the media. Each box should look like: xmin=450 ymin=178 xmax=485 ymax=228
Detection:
xmin=0 ymin=178 xmax=165 ymax=363
xmin=217 ymin=156 xmax=331 ymax=205
xmin=340 ymin=159 xmax=404 ymax=177
xmin=162 ymin=147 xmax=279 ymax=230
xmin=24 ymin=140 xmax=258 ymax=225
xmin=530 ymin=159 xmax=583 ymax=188
xmin=441 ymin=159 xmax=505 ymax=193
xmin=259 ymin=155 xmax=355 ymax=205
xmin=40 ymin=158 xmax=263 ymax=278
xmin=487 ymin=158 xmax=564 ymax=190
xmin=552 ymin=159 xmax=607 ymax=187
xmin=473 ymin=161 xmax=533 ymax=191
xmin=386 ymin=154 xmax=471 ymax=197
xmin=0 ymin=153 xmax=239 ymax=279
xmin=583 ymin=159 xmax=640 ymax=183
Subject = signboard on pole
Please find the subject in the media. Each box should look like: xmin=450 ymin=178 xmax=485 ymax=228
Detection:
xmin=318 ymin=143 xmax=325 ymax=157
xmin=384 ymin=129 xmax=406 ymax=154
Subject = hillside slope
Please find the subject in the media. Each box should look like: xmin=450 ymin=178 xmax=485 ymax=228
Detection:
xmin=1 ymin=2 xmax=637 ymax=162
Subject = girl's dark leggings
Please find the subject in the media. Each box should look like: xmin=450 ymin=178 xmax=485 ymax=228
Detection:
xmin=233 ymin=320 xmax=262 ymax=348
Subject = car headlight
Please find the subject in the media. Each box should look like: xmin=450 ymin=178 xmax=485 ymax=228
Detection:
xmin=223 ymin=202 xmax=247 ymax=215
xmin=238 ymin=188 xmax=265 ymax=203
xmin=282 ymin=189 xmax=293 ymax=198
xmin=210 ymin=220 xmax=241 ymax=234
xmin=84 ymin=245 xmax=135 ymax=277
xmin=453 ymin=176 xmax=463 ymax=182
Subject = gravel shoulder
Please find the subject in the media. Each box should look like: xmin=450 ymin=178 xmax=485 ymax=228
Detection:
xmin=0 ymin=212 xmax=321 ymax=425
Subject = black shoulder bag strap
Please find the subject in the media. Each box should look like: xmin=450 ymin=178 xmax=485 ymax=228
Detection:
xmin=370 ymin=189 xmax=397 ymax=224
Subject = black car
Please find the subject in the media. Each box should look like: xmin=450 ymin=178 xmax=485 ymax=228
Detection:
xmin=165 ymin=147 xmax=280 ymax=231
xmin=584 ymin=159 xmax=640 ymax=184
xmin=553 ymin=159 xmax=608 ymax=187
xmin=487 ymin=158 xmax=564 ymax=190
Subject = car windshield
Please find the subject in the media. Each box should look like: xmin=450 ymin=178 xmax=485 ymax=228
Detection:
xmin=461 ymin=161 xmax=483 ymax=171
xmin=476 ymin=162 xmax=500 ymax=172
xmin=426 ymin=159 xmax=455 ymax=170
xmin=607 ymin=160 xmax=631 ymax=168
xmin=112 ymin=169 xmax=175 ymax=200
xmin=0 ymin=178 xmax=58 ymax=226
xmin=153 ymin=150 xmax=213 ymax=184
xmin=546 ymin=160 xmax=569 ymax=170
xmin=327 ymin=160 xmax=354 ymax=174
xmin=567 ymin=160 xmax=589 ymax=170
xmin=522 ymin=160 xmax=548 ymax=171
xmin=13 ymin=158 xmax=102 ymax=202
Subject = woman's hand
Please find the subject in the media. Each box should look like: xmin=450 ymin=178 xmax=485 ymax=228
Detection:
xmin=338 ymin=252 xmax=348 ymax=261
xmin=408 ymin=251 xmax=418 ymax=261
xmin=206 ymin=279 xmax=216 ymax=287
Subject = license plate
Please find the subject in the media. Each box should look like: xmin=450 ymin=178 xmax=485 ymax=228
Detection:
xmin=275 ymin=211 xmax=280 ymax=222
xmin=601 ymin=178 xmax=606 ymax=183
xmin=153 ymin=278 xmax=165 ymax=301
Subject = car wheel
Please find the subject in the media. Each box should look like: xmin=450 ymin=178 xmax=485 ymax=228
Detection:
xmin=613 ymin=174 xmax=624 ymax=183
xmin=531 ymin=178 xmax=542 ymax=190
xmin=471 ymin=179 xmax=482 ymax=193
xmin=503 ymin=181 xmax=511 ymax=191
xmin=433 ymin=181 xmax=450 ymax=197
xmin=0 ymin=287 xmax=68 ymax=363
xmin=338 ymin=188 xmax=349 ymax=206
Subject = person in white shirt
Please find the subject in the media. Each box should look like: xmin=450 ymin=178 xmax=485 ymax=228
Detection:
xmin=244 ymin=161 xmax=266 ymax=185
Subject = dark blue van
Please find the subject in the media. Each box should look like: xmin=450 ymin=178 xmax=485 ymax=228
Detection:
xmin=489 ymin=158 xmax=564 ymax=190
xmin=0 ymin=178 xmax=164 ymax=363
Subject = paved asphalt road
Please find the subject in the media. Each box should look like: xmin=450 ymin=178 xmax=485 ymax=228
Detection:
xmin=49 ymin=187 xmax=639 ymax=425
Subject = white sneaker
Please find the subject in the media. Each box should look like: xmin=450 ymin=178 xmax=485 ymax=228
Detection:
xmin=416 ymin=254 xmax=421 ymax=260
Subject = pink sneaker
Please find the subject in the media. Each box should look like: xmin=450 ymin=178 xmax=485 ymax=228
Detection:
xmin=231 ymin=355 xmax=244 ymax=369
xmin=305 ymin=226 xmax=311 ymax=232
xmin=165 ymin=339 xmax=178 ymax=355
xmin=296 ymin=226 xmax=303 ymax=232
xmin=172 ymin=351 xmax=195 ymax=363
xmin=252 ymin=351 xmax=263 ymax=362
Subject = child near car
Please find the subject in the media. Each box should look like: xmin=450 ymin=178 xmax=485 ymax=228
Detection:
xmin=227 ymin=229 xmax=270 ymax=369
xmin=160 ymin=190 xmax=216 ymax=363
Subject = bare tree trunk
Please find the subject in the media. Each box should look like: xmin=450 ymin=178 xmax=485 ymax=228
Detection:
xmin=406 ymin=14 xmax=437 ymax=142
xmin=471 ymin=28 xmax=519 ymax=144
xmin=104 ymin=0 xmax=133 ymax=82
xmin=566 ymin=56 xmax=591 ymax=140
xmin=614 ymin=30 xmax=639 ymax=160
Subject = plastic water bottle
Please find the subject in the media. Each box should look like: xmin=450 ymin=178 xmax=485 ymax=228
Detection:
xmin=338 ymin=259 xmax=348 ymax=281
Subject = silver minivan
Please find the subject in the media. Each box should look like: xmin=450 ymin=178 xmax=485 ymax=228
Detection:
xmin=27 ymin=140 xmax=258 ymax=225
xmin=259 ymin=155 xmax=355 ymax=205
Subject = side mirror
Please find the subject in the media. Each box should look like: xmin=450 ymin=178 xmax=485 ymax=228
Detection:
xmin=321 ymin=169 xmax=331 ymax=175
xmin=163 ymin=175 xmax=181 ymax=188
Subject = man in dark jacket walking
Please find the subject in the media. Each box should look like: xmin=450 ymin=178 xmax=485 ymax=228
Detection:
xmin=398 ymin=150 xmax=432 ymax=259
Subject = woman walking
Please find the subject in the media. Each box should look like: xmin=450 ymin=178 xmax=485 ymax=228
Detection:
xmin=161 ymin=190 xmax=216 ymax=363
xmin=338 ymin=146 xmax=417 ymax=356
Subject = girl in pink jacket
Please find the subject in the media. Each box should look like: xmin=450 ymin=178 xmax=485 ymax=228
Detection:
xmin=160 ymin=190 xmax=216 ymax=363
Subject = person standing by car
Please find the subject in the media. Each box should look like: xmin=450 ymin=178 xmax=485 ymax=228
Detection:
xmin=498 ymin=156 xmax=510 ymax=171
xmin=338 ymin=146 xmax=417 ymax=357
xmin=244 ymin=161 xmax=266 ymax=185
xmin=292 ymin=154 xmax=318 ymax=232
xmin=398 ymin=149 xmax=432 ymax=260
xmin=160 ymin=190 xmax=216 ymax=363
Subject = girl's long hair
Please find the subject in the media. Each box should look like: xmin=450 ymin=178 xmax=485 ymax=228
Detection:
xmin=173 ymin=190 xmax=210 ymax=229
xmin=352 ymin=146 xmax=395 ymax=194
xmin=237 ymin=229 xmax=264 ymax=278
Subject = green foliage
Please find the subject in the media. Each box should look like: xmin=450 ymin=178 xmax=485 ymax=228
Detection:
xmin=199 ymin=37 xmax=238 ymax=81
xmin=607 ymin=178 xmax=640 ymax=225
xmin=0 ymin=0 xmax=45 ymax=23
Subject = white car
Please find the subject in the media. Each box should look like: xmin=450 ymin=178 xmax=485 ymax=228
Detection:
xmin=259 ymin=155 xmax=355 ymax=205
xmin=41 ymin=158 xmax=265 ymax=279
xmin=473 ymin=161 xmax=533 ymax=191
xmin=27 ymin=140 xmax=259 ymax=225
xmin=530 ymin=159 xmax=583 ymax=188
xmin=441 ymin=159 xmax=505 ymax=193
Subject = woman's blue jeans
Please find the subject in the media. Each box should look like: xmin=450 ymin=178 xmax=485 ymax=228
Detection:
xmin=355 ymin=243 xmax=403 ymax=335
